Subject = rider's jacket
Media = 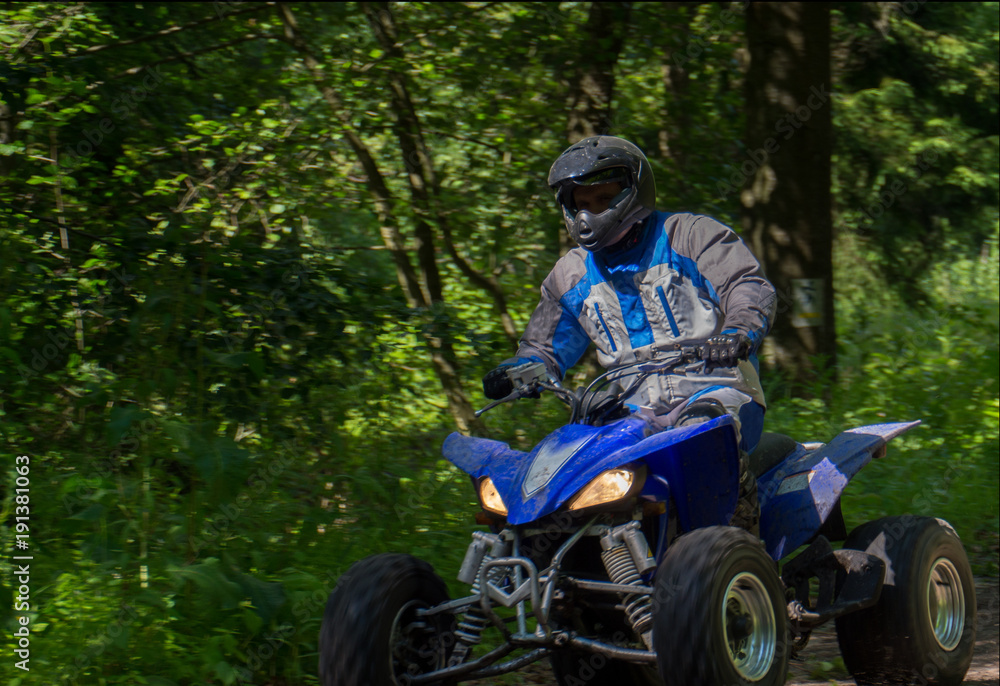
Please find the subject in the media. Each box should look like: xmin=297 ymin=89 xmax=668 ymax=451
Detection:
xmin=517 ymin=211 xmax=776 ymax=415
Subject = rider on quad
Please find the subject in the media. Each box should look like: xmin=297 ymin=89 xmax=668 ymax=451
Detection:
xmin=483 ymin=135 xmax=777 ymax=533
xmin=320 ymin=136 xmax=976 ymax=686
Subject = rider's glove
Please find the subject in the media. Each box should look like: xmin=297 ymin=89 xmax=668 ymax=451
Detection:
xmin=701 ymin=333 xmax=751 ymax=367
xmin=483 ymin=358 xmax=545 ymax=400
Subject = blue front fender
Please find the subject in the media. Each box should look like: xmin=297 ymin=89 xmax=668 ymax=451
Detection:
xmin=444 ymin=414 xmax=741 ymax=527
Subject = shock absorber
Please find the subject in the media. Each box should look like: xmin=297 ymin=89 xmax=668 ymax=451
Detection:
xmin=450 ymin=581 xmax=489 ymax=665
xmin=449 ymin=531 xmax=509 ymax=666
xmin=600 ymin=521 xmax=656 ymax=649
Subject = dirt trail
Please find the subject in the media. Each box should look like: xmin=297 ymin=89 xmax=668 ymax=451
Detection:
xmin=783 ymin=574 xmax=998 ymax=686
xmin=467 ymin=573 xmax=999 ymax=686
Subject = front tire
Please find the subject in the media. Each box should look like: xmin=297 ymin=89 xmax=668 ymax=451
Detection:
xmin=835 ymin=516 xmax=976 ymax=686
xmin=319 ymin=553 xmax=454 ymax=686
xmin=652 ymin=526 xmax=789 ymax=686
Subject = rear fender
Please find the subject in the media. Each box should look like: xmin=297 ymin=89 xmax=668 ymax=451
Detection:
xmin=758 ymin=421 xmax=920 ymax=560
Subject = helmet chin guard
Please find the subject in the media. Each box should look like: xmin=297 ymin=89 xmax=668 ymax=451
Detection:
xmin=565 ymin=206 xmax=635 ymax=252
xmin=549 ymin=136 xmax=656 ymax=252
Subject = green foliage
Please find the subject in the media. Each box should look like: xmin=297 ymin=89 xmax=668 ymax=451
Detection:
xmin=766 ymin=227 xmax=1000 ymax=547
xmin=832 ymin=2 xmax=1000 ymax=301
xmin=806 ymin=655 xmax=848 ymax=681
xmin=0 ymin=2 xmax=996 ymax=684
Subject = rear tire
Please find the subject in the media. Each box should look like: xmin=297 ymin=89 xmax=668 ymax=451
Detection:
xmin=319 ymin=553 xmax=455 ymax=686
xmin=835 ymin=516 xmax=975 ymax=686
xmin=652 ymin=526 xmax=789 ymax=686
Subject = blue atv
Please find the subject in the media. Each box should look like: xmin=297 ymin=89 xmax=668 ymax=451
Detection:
xmin=319 ymin=347 xmax=976 ymax=685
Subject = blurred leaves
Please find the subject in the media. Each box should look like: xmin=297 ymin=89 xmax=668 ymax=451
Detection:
xmin=0 ymin=2 xmax=996 ymax=684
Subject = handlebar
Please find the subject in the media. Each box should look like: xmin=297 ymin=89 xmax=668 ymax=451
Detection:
xmin=475 ymin=344 xmax=712 ymax=423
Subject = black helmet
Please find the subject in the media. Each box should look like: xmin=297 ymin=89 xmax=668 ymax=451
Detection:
xmin=548 ymin=136 xmax=656 ymax=252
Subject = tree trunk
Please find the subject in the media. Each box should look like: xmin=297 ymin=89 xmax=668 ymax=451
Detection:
xmin=566 ymin=2 xmax=631 ymax=141
xmin=278 ymin=3 xmax=485 ymax=434
xmin=361 ymin=2 xmax=518 ymax=346
xmin=742 ymin=2 xmax=835 ymax=384
xmin=658 ymin=2 xmax=696 ymax=182
xmin=560 ymin=1 xmax=631 ymax=255
xmin=277 ymin=6 xmax=422 ymax=309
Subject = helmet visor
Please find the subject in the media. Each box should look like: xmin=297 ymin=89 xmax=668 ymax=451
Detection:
xmin=555 ymin=166 xmax=632 ymax=215
xmin=574 ymin=166 xmax=630 ymax=187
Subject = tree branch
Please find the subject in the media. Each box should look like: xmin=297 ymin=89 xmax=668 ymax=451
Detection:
xmin=363 ymin=1 xmax=518 ymax=344
xmin=2 ymin=4 xmax=86 ymax=61
xmin=275 ymin=2 xmax=427 ymax=309
xmin=31 ymin=33 xmax=283 ymax=112
xmin=101 ymin=33 xmax=281 ymax=82
xmin=75 ymin=2 xmax=276 ymax=56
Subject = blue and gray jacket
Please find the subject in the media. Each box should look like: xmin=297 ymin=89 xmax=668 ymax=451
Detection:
xmin=517 ymin=211 xmax=776 ymax=415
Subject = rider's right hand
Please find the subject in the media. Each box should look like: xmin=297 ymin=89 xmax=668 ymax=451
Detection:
xmin=700 ymin=333 xmax=751 ymax=367
xmin=483 ymin=358 xmax=542 ymax=400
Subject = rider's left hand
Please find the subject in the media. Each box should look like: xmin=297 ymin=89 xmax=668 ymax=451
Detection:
xmin=701 ymin=333 xmax=751 ymax=367
xmin=483 ymin=358 xmax=541 ymax=399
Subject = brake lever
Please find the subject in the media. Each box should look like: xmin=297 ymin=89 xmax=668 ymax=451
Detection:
xmin=475 ymin=392 xmax=518 ymax=418
xmin=636 ymin=348 xmax=697 ymax=374
xmin=474 ymin=382 xmax=544 ymax=418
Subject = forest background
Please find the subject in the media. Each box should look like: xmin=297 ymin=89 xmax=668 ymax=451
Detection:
xmin=0 ymin=2 xmax=997 ymax=684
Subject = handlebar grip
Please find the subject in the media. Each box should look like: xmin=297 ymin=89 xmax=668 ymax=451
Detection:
xmin=680 ymin=335 xmax=752 ymax=364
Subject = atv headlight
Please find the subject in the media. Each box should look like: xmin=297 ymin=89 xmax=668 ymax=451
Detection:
xmin=479 ymin=477 xmax=508 ymax=516
xmin=568 ymin=469 xmax=635 ymax=511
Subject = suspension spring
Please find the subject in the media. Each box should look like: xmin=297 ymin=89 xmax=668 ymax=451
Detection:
xmin=449 ymin=561 xmax=499 ymax=667
xmin=601 ymin=541 xmax=654 ymax=642
xmin=455 ymin=563 xmax=490 ymax=646
xmin=454 ymin=589 xmax=489 ymax=645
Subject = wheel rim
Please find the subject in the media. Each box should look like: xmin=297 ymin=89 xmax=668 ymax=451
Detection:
xmin=389 ymin=599 xmax=445 ymax=684
xmin=723 ymin=571 xmax=776 ymax=681
xmin=927 ymin=557 xmax=965 ymax=651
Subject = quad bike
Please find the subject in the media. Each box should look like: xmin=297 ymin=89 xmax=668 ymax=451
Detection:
xmin=319 ymin=346 xmax=976 ymax=685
